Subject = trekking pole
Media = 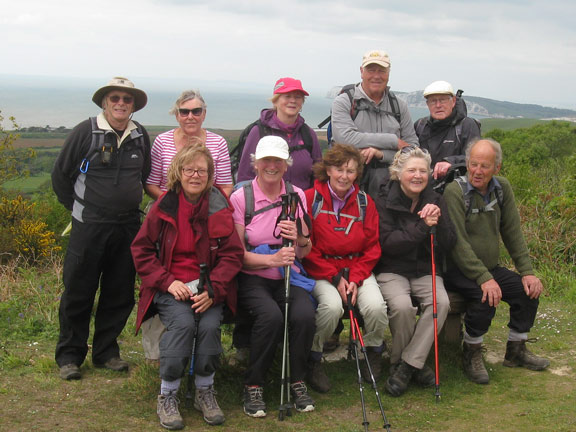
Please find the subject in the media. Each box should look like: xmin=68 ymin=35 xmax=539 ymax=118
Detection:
xmin=345 ymin=268 xmax=392 ymax=431
xmin=344 ymin=268 xmax=369 ymax=432
xmin=185 ymin=265 xmax=207 ymax=404
xmin=430 ymin=226 xmax=441 ymax=402
xmin=278 ymin=193 xmax=293 ymax=420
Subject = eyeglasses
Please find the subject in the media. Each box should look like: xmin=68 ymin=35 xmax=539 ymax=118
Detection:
xmin=426 ymin=96 xmax=452 ymax=106
xmin=179 ymin=108 xmax=204 ymax=117
xmin=108 ymin=95 xmax=134 ymax=104
xmin=182 ymin=168 xmax=208 ymax=177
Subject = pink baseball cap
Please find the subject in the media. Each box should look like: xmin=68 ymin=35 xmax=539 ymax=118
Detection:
xmin=273 ymin=77 xmax=309 ymax=96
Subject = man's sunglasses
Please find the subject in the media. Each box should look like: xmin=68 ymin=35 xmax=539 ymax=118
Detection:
xmin=108 ymin=95 xmax=134 ymax=104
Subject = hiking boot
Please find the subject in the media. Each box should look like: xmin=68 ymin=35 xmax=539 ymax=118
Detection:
xmin=243 ymin=385 xmax=266 ymax=418
xmin=323 ymin=333 xmax=340 ymax=353
xmin=385 ymin=360 xmax=415 ymax=397
xmin=462 ymin=342 xmax=489 ymax=384
xmin=361 ymin=350 xmax=382 ymax=383
xmin=94 ymin=357 xmax=129 ymax=372
xmin=290 ymin=381 xmax=315 ymax=412
xmin=503 ymin=339 xmax=550 ymax=371
xmin=413 ymin=364 xmax=436 ymax=387
xmin=157 ymin=392 xmax=184 ymax=430
xmin=59 ymin=363 xmax=81 ymax=380
xmin=306 ymin=360 xmax=331 ymax=393
xmin=194 ymin=386 xmax=225 ymax=425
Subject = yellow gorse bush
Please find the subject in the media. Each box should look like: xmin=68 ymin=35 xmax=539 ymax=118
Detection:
xmin=0 ymin=195 xmax=61 ymax=262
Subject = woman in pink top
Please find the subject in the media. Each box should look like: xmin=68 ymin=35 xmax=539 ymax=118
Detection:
xmin=146 ymin=90 xmax=234 ymax=198
xmin=230 ymin=136 xmax=315 ymax=418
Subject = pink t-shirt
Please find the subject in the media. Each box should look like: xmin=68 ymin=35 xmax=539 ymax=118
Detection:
xmin=230 ymin=179 xmax=307 ymax=280
xmin=147 ymin=129 xmax=233 ymax=190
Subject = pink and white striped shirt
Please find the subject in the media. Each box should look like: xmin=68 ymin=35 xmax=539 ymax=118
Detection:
xmin=147 ymin=129 xmax=233 ymax=190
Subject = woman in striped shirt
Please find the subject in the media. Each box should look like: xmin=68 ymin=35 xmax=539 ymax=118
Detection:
xmin=146 ymin=90 xmax=234 ymax=198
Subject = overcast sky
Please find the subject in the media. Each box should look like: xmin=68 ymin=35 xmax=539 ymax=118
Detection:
xmin=2 ymin=0 xmax=575 ymax=109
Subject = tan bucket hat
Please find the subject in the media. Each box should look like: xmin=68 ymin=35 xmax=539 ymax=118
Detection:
xmin=92 ymin=76 xmax=148 ymax=111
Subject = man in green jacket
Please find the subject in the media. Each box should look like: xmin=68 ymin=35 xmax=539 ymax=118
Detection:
xmin=443 ymin=138 xmax=549 ymax=385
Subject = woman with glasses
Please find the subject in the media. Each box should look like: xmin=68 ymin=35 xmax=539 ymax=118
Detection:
xmin=132 ymin=145 xmax=244 ymax=429
xmin=142 ymin=90 xmax=234 ymax=364
xmin=374 ymin=146 xmax=456 ymax=397
xmin=236 ymin=77 xmax=322 ymax=190
xmin=146 ymin=90 xmax=234 ymax=199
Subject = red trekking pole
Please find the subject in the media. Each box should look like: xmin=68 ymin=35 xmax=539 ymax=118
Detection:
xmin=430 ymin=226 xmax=441 ymax=402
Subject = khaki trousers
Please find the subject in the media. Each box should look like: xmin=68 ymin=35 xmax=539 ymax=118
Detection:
xmin=312 ymin=274 xmax=388 ymax=353
xmin=377 ymin=273 xmax=450 ymax=369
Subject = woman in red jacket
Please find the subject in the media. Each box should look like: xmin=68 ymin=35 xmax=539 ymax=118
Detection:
xmin=131 ymin=145 xmax=243 ymax=430
xmin=303 ymin=143 xmax=388 ymax=393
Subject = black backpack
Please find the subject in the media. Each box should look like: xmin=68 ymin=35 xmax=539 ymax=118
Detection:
xmin=318 ymin=83 xmax=401 ymax=143
xmin=229 ymin=120 xmax=314 ymax=182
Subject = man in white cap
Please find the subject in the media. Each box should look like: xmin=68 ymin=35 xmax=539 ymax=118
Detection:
xmin=414 ymin=80 xmax=481 ymax=184
xmin=331 ymin=49 xmax=418 ymax=200
xmin=52 ymin=77 xmax=151 ymax=380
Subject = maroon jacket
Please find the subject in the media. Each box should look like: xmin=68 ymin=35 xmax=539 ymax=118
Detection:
xmin=131 ymin=186 xmax=244 ymax=332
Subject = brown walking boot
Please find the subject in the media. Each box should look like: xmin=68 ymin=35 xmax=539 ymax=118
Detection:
xmin=503 ymin=339 xmax=550 ymax=371
xmin=462 ymin=342 xmax=489 ymax=384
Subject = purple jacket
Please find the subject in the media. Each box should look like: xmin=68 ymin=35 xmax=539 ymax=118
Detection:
xmin=236 ymin=109 xmax=322 ymax=190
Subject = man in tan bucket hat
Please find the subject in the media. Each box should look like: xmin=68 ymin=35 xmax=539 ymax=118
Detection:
xmin=52 ymin=77 xmax=151 ymax=380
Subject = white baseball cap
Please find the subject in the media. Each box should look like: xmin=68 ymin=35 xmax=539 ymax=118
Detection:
xmin=423 ymin=80 xmax=454 ymax=97
xmin=254 ymin=136 xmax=289 ymax=160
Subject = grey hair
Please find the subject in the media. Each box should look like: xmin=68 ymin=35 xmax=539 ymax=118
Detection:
xmin=465 ymin=137 xmax=503 ymax=167
xmin=169 ymin=89 xmax=207 ymax=115
xmin=389 ymin=146 xmax=432 ymax=181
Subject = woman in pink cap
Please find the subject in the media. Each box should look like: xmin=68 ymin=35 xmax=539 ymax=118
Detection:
xmin=236 ymin=77 xmax=322 ymax=190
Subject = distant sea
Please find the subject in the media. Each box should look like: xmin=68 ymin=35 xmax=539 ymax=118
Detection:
xmin=0 ymin=77 xmax=429 ymax=130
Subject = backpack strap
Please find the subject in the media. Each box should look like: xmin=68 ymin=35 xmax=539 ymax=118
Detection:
xmin=290 ymin=124 xmax=314 ymax=157
xmin=311 ymin=189 xmax=367 ymax=235
xmin=415 ymin=117 xmax=427 ymax=138
xmin=455 ymin=175 xmax=504 ymax=216
xmin=387 ymin=91 xmax=402 ymax=123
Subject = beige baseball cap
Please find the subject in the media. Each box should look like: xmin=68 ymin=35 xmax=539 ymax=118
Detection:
xmin=361 ymin=50 xmax=391 ymax=68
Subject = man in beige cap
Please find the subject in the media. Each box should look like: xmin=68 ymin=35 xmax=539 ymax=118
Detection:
xmin=331 ymin=49 xmax=418 ymax=200
xmin=52 ymin=77 xmax=151 ymax=380
xmin=414 ymin=80 xmax=481 ymax=185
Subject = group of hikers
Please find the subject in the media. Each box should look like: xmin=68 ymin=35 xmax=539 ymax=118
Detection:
xmin=51 ymin=50 xmax=550 ymax=430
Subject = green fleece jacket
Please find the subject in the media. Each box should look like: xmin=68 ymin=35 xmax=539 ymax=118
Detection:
xmin=444 ymin=175 xmax=534 ymax=285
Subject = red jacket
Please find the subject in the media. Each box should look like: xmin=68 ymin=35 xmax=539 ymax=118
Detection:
xmin=302 ymin=180 xmax=381 ymax=286
xmin=131 ymin=187 xmax=244 ymax=332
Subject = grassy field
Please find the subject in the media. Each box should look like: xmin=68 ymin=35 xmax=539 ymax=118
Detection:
xmin=0 ymin=280 xmax=574 ymax=432
xmin=2 ymin=173 xmax=52 ymax=193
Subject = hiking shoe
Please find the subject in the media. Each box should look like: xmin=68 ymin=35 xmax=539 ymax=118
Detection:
xmin=59 ymin=363 xmax=81 ymax=380
xmin=413 ymin=364 xmax=436 ymax=387
xmin=503 ymin=339 xmax=550 ymax=371
xmin=194 ymin=386 xmax=225 ymax=425
xmin=243 ymin=386 xmax=266 ymax=418
xmin=361 ymin=350 xmax=382 ymax=383
xmin=306 ymin=360 xmax=331 ymax=393
xmin=94 ymin=357 xmax=129 ymax=372
xmin=462 ymin=342 xmax=489 ymax=384
xmin=385 ymin=360 xmax=415 ymax=397
xmin=323 ymin=332 xmax=340 ymax=353
xmin=157 ymin=392 xmax=184 ymax=430
xmin=290 ymin=381 xmax=315 ymax=412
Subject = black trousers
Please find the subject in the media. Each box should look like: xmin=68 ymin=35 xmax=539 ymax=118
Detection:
xmin=237 ymin=272 xmax=315 ymax=386
xmin=55 ymin=219 xmax=138 ymax=367
xmin=445 ymin=266 xmax=539 ymax=338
